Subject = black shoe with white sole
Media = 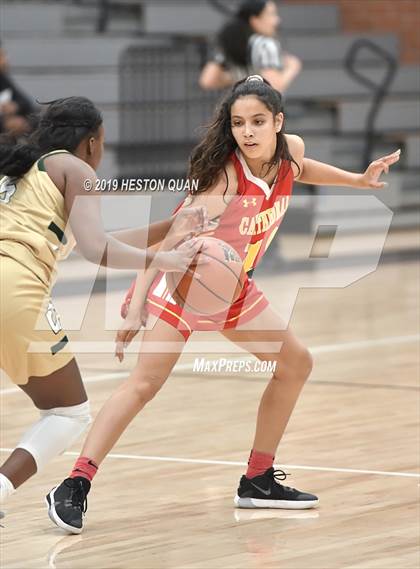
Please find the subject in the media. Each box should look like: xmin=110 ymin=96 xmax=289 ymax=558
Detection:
xmin=46 ymin=477 xmax=90 ymax=534
xmin=234 ymin=467 xmax=319 ymax=509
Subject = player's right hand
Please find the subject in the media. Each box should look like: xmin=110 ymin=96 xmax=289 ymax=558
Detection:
xmin=154 ymin=238 xmax=208 ymax=278
xmin=115 ymin=310 xmax=147 ymax=362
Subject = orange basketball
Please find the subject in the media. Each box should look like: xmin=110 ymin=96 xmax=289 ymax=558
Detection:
xmin=166 ymin=237 xmax=246 ymax=315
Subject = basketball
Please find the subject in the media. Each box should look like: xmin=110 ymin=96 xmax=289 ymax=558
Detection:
xmin=166 ymin=237 xmax=247 ymax=315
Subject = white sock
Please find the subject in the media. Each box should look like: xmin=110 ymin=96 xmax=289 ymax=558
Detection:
xmin=0 ymin=473 xmax=15 ymax=504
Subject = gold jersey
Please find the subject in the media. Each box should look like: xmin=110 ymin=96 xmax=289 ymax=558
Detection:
xmin=0 ymin=150 xmax=75 ymax=287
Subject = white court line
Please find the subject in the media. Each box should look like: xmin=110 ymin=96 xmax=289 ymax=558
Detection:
xmin=309 ymin=334 xmax=420 ymax=354
xmin=1 ymin=334 xmax=419 ymax=396
xmin=0 ymin=447 xmax=418 ymax=478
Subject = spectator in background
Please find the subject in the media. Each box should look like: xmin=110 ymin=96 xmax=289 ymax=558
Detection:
xmin=0 ymin=39 xmax=36 ymax=136
xmin=199 ymin=0 xmax=302 ymax=93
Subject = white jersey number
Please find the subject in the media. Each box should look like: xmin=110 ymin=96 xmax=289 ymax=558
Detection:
xmin=0 ymin=177 xmax=17 ymax=204
xmin=45 ymin=301 xmax=63 ymax=335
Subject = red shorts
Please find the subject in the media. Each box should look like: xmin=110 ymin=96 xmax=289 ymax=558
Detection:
xmin=122 ymin=272 xmax=269 ymax=341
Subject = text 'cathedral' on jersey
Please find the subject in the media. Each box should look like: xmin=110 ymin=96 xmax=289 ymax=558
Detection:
xmin=211 ymin=149 xmax=293 ymax=273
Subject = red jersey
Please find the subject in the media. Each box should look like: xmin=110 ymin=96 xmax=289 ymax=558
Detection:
xmin=209 ymin=149 xmax=293 ymax=275
xmin=121 ymin=151 xmax=294 ymax=339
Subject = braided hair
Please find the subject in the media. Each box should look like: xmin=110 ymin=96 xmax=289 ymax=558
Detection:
xmin=0 ymin=96 xmax=103 ymax=178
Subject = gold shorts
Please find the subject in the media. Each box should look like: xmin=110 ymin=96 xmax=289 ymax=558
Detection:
xmin=0 ymin=255 xmax=73 ymax=385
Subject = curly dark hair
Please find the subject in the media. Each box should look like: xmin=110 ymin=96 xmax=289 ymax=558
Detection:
xmin=188 ymin=76 xmax=299 ymax=195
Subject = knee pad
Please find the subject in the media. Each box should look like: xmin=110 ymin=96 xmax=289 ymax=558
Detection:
xmin=17 ymin=401 xmax=92 ymax=471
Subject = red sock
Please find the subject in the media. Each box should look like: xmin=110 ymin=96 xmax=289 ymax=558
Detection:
xmin=246 ymin=449 xmax=274 ymax=479
xmin=70 ymin=456 xmax=98 ymax=482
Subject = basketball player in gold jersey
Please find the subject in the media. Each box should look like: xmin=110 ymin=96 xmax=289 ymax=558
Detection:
xmin=0 ymin=96 xmax=208 ymax=506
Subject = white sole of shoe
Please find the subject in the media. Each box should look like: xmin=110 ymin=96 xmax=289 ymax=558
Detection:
xmin=234 ymin=509 xmax=320 ymax=522
xmin=234 ymin=494 xmax=319 ymax=509
xmin=45 ymin=487 xmax=83 ymax=535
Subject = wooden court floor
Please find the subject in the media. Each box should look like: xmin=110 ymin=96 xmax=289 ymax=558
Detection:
xmin=1 ymin=231 xmax=419 ymax=568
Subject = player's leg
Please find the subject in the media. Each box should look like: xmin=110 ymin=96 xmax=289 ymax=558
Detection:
xmin=222 ymin=304 xmax=318 ymax=509
xmin=0 ymin=358 xmax=90 ymax=501
xmin=224 ymin=305 xmax=312 ymax=455
xmin=46 ymin=316 xmax=187 ymax=534
xmin=0 ymin=255 xmax=90 ymax=504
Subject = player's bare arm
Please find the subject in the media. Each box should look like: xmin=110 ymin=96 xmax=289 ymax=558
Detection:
xmin=46 ymin=153 xmax=202 ymax=271
xmin=295 ymin=144 xmax=401 ymax=189
xmin=110 ymin=205 xmax=209 ymax=248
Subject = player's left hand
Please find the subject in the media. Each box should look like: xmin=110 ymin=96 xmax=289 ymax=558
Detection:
xmin=359 ymin=149 xmax=401 ymax=189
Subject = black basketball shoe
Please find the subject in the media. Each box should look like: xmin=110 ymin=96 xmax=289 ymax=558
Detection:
xmin=46 ymin=477 xmax=90 ymax=534
xmin=234 ymin=468 xmax=319 ymax=509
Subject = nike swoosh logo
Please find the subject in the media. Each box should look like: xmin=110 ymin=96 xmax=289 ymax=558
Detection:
xmin=250 ymin=481 xmax=272 ymax=496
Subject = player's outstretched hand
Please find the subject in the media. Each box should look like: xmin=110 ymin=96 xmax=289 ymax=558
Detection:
xmin=359 ymin=149 xmax=401 ymax=189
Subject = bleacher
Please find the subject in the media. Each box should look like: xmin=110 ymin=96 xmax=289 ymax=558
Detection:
xmin=2 ymin=0 xmax=419 ymax=229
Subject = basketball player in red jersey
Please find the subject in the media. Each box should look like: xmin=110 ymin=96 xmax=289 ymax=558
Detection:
xmin=47 ymin=76 xmax=401 ymax=533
